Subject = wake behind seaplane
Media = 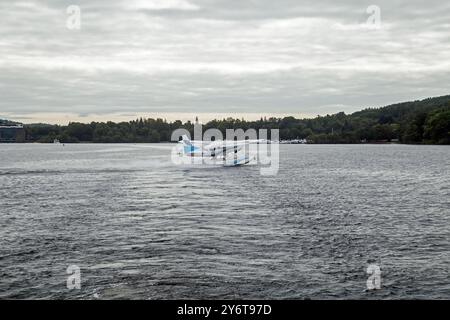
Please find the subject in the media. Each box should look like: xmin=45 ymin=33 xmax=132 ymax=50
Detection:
xmin=177 ymin=135 xmax=263 ymax=167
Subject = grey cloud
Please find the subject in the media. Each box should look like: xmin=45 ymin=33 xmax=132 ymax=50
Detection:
xmin=0 ymin=0 xmax=449 ymax=122
xmin=2 ymin=66 xmax=448 ymax=116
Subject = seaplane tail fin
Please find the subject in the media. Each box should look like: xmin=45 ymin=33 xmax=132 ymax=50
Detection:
xmin=181 ymin=134 xmax=191 ymax=145
xmin=180 ymin=134 xmax=198 ymax=156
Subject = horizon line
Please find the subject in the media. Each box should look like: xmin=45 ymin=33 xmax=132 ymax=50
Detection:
xmin=2 ymin=94 xmax=449 ymax=125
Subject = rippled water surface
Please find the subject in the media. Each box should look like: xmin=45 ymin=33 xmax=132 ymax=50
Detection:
xmin=0 ymin=143 xmax=449 ymax=299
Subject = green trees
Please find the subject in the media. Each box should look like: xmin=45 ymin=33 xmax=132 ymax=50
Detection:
xmin=148 ymin=130 xmax=160 ymax=143
xmin=10 ymin=95 xmax=450 ymax=144
xmin=423 ymin=109 xmax=450 ymax=144
xmin=66 ymin=122 xmax=93 ymax=142
xmin=402 ymin=112 xmax=428 ymax=143
xmin=373 ymin=124 xmax=395 ymax=141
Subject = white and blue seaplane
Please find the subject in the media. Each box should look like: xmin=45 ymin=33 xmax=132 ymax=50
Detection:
xmin=177 ymin=135 xmax=261 ymax=167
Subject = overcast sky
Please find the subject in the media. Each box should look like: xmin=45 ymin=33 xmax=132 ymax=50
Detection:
xmin=1 ymin=0 xmax=449 ymax=124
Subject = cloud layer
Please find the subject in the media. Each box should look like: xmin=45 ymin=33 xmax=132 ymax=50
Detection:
xmin=1 ymin=0 xmax=449 ymax=123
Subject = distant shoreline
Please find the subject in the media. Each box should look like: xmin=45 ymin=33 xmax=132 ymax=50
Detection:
xmin=2 ymin=141 xmax=446 ymax=146
xmin=1 ymin=95 xmax=449 ymax=145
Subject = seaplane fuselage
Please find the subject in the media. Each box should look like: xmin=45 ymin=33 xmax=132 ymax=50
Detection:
xmin=178 ymin=135 xmax=257 ymax=166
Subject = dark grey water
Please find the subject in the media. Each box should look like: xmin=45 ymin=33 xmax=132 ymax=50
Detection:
xmin=0 ymin=143 xmax=449 ymax=299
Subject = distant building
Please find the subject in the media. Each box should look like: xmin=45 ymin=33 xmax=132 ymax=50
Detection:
xmin=0 ymin=125 xmax=25 ymax=142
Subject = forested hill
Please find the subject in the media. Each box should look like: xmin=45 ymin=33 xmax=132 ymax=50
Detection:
xmin=3 ymin=95 xmax=450 ymax=144
xmin=0 ymin=119 xmax=21 ymax=126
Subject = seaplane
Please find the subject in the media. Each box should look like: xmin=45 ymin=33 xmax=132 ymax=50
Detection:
xmin=177 ymin=135 xmax=260 ymax=167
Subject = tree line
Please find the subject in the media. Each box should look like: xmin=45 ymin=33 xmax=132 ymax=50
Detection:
xmin=10 ymin=95 xmax=450 ymax=144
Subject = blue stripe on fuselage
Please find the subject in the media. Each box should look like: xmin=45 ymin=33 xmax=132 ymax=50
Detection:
xmin=184 ymin=145 xmax=199 ymax=155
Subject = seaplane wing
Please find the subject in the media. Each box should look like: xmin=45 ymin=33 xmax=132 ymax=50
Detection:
xmin=204 ymin=140 xmax=249 ymax=155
